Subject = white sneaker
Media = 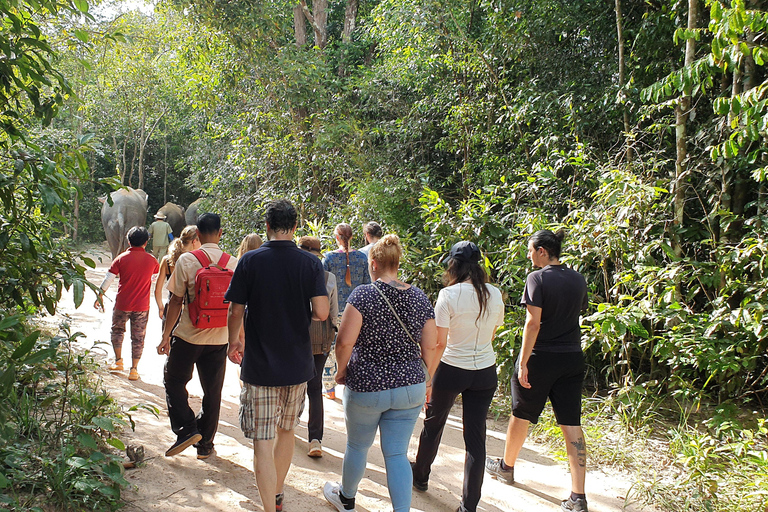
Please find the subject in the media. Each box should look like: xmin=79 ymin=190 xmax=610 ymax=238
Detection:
xmin=323 ymin=481 xmax=356 ymax=511
xmin=308 ymin=439 xmax=322 ymax=458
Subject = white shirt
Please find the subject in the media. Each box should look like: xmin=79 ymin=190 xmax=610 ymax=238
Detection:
xmin=359 ymin=243 xmax=374 ymax=258
xmin=435 ymin=282 xmax=504 ymax=370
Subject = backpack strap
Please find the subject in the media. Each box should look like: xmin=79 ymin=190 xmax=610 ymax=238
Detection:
xmin=191 ymin=249 xmax=211 ymax=268
xmin=216 ymin=252 xmax=231 ymax=269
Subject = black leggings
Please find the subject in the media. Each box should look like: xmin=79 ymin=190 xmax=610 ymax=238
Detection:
xmin=413 ymin=362 xmax=497 ymax=512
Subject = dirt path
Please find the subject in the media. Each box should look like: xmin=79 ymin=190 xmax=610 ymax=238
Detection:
xmin=48 ymin=244 xmax=650 ymax=512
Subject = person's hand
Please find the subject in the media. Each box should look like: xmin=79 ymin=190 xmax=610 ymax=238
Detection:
xmin=157 ymin=335 xmax=171 ymax=356
xmin=424 ymin=383 xmax=433 ymax=410
xmin=228 ymin=339 xmax=244 ymax=365
xmin=158 ymin=307 xmax=164 ymax=320
xmin=334 ymin=367 xmax=347 ymax=385
xmin=518 ymin=362 xmax=531 ymax=389
xmin=94 ymin=294 xmax=104 ymax=312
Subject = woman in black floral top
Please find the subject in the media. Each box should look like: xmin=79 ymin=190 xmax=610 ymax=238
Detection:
xmin=322 ymin=234 xmax=437 ymax=512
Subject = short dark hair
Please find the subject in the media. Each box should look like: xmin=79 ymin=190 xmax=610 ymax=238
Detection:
xmin=265 ymin=199 xmax=297 ymax=234
xmin=529 ymin=229 xmax=565 ymax=259
xmin=197 ymin=213 xmax=221 ymax=235
xmin=127 ymin=226 xmax=149 ymax=247
xmin=363 ymin=221 xmax=383 ymax=239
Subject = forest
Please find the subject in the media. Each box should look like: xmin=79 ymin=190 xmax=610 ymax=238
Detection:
xmin=0 ymin=0 xmax=767 ymax=510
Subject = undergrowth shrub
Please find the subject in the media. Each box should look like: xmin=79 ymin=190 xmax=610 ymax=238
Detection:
xmin=0 ymin=315 xmax=138 ymax=511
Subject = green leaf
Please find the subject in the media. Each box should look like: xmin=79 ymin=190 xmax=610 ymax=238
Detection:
xmin=73 ymin=29 xmax=89 ymax=43
xmin=92 ymin=416 xmax=116 ymax=432
xmin=73 ymin=0 xmax=89 ymax=13
xmin=73 ymin=280 xmax=84 ymax=308
xmin=11 ymin=331 xmax=39 ymax=360
xmin=105 ymin=437 xmax=125 ymax=450
xmin=78 ymin=433 xmax=99 ymax=450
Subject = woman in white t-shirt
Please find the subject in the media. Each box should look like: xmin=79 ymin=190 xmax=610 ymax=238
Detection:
xmin=411 ymin=241 xmax=504 ymax=512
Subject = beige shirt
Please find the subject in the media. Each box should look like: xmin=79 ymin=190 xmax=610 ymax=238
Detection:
xmin=168 ymin=243 xmax=238 ymax=346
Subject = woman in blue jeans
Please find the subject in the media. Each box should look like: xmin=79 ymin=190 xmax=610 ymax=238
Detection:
xmin=323 ymin=234 xmax=437 ymax=512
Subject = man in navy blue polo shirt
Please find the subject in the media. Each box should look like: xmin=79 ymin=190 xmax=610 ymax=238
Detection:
xmin=226 ymin=199 xmax=329 ymax=512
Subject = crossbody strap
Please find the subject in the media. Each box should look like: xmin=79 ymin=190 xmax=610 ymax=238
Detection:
xmin=373 ymin=281 xmax=418 ymax=347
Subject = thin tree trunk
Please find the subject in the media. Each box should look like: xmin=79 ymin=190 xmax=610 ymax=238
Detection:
xmin=615 ymin=0 xmax=632 ymax=163
xmin=163 ymin=132 xmax=167 ymax=204
xmin=342 ymin=0 xmax=358 ymax=43
xmin=672 ymin=0 xmax=698 ymax=257
xmin=294 ymin=4 xmax=307 ymax=47
xmin=138 ymin=111 xmax=146 ymax=190
xmin=300 ymin=0 xmax=328 ymax=49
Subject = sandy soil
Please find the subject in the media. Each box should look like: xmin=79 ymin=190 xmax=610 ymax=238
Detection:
xmin=46 ymin=243 xmax=652 ymax=512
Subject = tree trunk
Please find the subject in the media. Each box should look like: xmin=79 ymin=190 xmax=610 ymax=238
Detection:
xmin=615 ymin=0 xmax=632 ymax=163
xmin=163 ymin=132 xmax=167 ymax=204
xmin=300 ymin=0 xmax=328 ymax=50
xmin=294 ymin=4 xmax=307 ymax=47
xmin=671 ymin=0 xmax=698 ymax=257
xmin=138 ymin=111 xmax=146 ymax=190
xmin=342 ymin=0 xmax=358 ymax=43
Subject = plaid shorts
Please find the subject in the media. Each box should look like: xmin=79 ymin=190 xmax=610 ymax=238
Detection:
xmin=239 ymin=382 xmax=307 ymax=441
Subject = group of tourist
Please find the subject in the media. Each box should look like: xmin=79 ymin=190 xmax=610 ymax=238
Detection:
xmin=94 ymin=198 xmax=590 ymax=512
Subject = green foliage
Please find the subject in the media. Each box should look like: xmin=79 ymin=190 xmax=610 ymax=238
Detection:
xmin=0 ymin=319 xmax=131 ymax=510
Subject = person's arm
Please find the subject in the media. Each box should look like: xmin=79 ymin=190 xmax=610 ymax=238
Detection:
xmin=157 ymin=293 xmax=183 ymax=355
xmin=334 ymin=304 xmax=362 ymax=384
xmin=154 ymin=259 xmax=169 ymax=318
xmin=227 ymin=302 xmax=246 ymax=364
xmin=431 ymin=326 xmax=449 ymax=376
xmin=420 ymin=318 xmax=438 ymax=375
xmin=518 ymin=304 xmax=542 ymax=389
xmin=311 ymin=295 xmax=330 ymax=321
xmin=93 ymin=271 xmax=116 ymax=311
xmin=328 ymin=280 xmax=339 ymax=328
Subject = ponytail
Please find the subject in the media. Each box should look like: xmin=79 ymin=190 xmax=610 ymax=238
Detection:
xmin=335 ymin=223 xmax=353 ymax=286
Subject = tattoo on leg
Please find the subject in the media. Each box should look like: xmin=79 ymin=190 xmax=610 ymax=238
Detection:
xmin=571 ymin=437 xmax=587 ymax=468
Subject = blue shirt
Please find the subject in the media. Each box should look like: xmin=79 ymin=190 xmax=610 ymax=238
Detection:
xmin=345 ymin=281 xmax=434 ymax=392
xmin=322 ymin=249 xmax=370 ymax=314
xmin=225 ymin=240 xmax=327 ymax=386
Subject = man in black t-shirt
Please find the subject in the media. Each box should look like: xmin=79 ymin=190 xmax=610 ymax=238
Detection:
xmin=225 ymin=199 xmax=329 ymax=512
xmin=485 ymin=229 xmax=591 ymax=512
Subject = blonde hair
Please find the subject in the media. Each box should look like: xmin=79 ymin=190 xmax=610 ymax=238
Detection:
xmin=168 ymin=225 xmax=199 ymax=271
xmin=237 ymin=233 xmax=263 ymax=258
xmin=369 ymin=234 xmax=402 ymax=271
xmin=335 ymin=223 xmax=353 ymax=286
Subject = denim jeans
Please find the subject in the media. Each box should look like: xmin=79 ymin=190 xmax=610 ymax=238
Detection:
xmin=340 ymin=382 xmax=426 ymax=512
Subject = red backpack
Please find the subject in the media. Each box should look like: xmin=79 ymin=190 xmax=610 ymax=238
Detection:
xmin=187 ymin=249 xmax=234 ymax=328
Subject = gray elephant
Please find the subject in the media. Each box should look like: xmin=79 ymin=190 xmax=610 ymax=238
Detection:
xmin=158 ymin=202 xmax=185 ymax=237
xmin=100 ymin=187 xmax=149 ymax=260
xmin=185 ymin=198 xmax=205 ymax=226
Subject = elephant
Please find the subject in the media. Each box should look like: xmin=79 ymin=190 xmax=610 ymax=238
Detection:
xmin=100 ymin=187 xmax=149 ymax=260
xmin=185 ymin=198 xmax=205 ymax=226
xmin=158 ymin=202 xmax=185 ymax=237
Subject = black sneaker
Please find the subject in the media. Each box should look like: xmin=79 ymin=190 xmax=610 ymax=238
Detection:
xmin=561 ymin=497 xmax=588 ymax=512
xmin=196 ymin=444 xmax=215 ymax=460
xmin=484 ymin=457 xmax=514 ymax=484
xmin=410 ymin=461 xmax=428 ymax=492
xmin=165 ymin=432 xmax=202 ymax=457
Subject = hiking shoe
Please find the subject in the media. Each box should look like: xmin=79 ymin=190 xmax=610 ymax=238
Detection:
xmin=275 ymin=492 xmax=284 ymax=512
xmin=410 ymin=461 xmax=428 ymax=492
xmin=128 ymin=367 xmax=139 ymax=381
xmin=561 ymin=497 xmax=588 ymax=512
xmin=165 ymin=432 xmax=202 ymax=457
xmin=323 ymin=481 xmax=356 ymax=511
xmin=108 ymin=359 xmax=124 ymax=372
xmin=485 ymin=457 xmax=514 ymax=484
xmin=308 ymin=439 xmax=323 ymax=458
xmin=196 ymin=445 xmax=215 ymax=460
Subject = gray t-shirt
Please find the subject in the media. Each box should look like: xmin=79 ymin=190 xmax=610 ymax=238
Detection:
xmin=521 ymin=265 xmax=587 ymax=352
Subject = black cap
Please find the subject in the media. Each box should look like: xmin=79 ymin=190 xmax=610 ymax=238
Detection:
xmin=441 ymin=241 xmax=481 ymax=265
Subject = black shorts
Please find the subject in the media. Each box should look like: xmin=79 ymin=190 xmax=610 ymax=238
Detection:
xmin=510 ymin=350 xmax=585 ymax=426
